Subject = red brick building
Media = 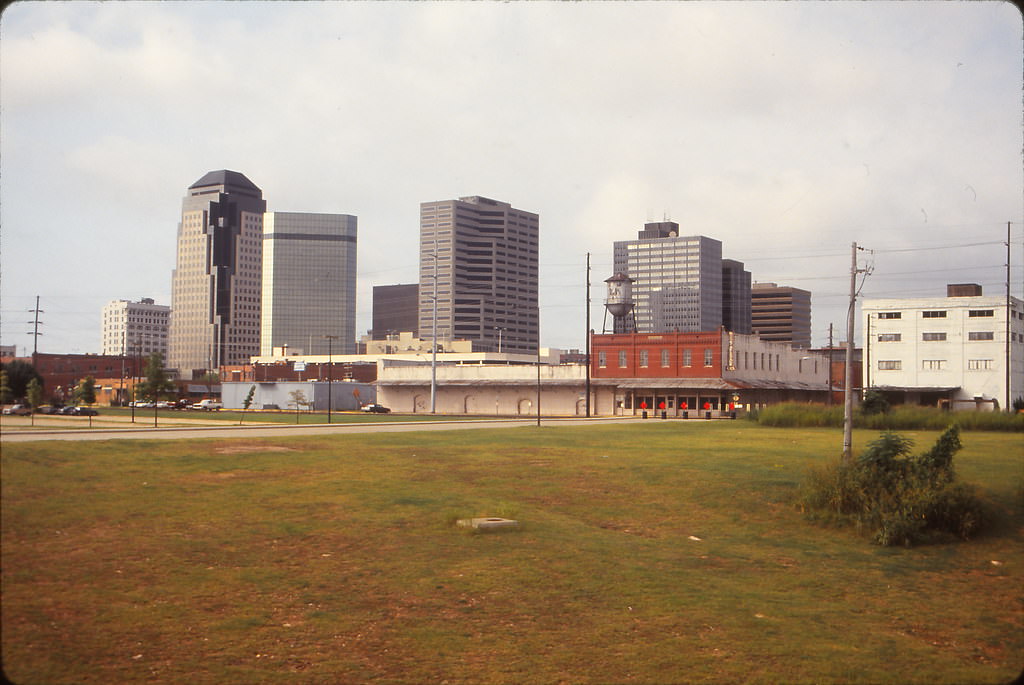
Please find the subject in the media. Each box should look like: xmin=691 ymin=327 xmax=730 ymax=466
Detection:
xmin=590 ymin=330 xmax=830 ymax=415
xmin=15 ymin=353 xmax=145 ymax=404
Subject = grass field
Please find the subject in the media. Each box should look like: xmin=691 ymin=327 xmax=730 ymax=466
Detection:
xmin=2 ymin=422 xmax=1021 ymax=684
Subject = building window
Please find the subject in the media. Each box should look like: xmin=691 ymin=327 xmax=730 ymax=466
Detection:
xmin=618 ymin=350 xmax=628 ymax=368
xmin=921 ymin=332 xmax=947 ymax=342
xmin=877 ymin=333 xmax=902 ymax=342
xmin=683 ymin=349 xmax=692 ymax=367
xmin=968 ymin=359 xmax=993 ymax=370
xmin=968 ymin=331 xmax=995 ymax=341
xmin=922 ymin=359 xmax=946 ymax=370
xmin=598 ymin=351 xmax=607 ymax=368
xmin=922 ymin=311 xmax=947 ymax=318
xmin=661 ymin=349 xmax=670 ymax=368
xmin=969 ymin=310 xmax=994 ymax=317
xmin=878 ymin=360 xmax=902 ymax=371
xmin=704 ymin=349 xmax=714 ymax=367
xmin=639 ymin=350 xmax=649 ymax=368
xmin=878 ymin=312 xmax=902 ymax=319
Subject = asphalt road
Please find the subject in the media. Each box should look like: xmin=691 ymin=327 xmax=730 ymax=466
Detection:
xmin=0 ymin=416 xmax=639 ymax=442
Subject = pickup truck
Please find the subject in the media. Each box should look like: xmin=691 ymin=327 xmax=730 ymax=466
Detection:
xmin=192 ymin=399 xmax=223 ymax=411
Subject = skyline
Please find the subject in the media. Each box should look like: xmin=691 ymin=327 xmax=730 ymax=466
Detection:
xmin=2 ymin=1 xmax=1022 ymax=356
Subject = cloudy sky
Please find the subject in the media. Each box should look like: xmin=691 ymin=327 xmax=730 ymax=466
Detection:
xmin=1 ymin=0 xmax=1021 ymax=356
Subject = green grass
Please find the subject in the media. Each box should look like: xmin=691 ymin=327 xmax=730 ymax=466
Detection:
xmin=96 ymin=407 xmax=493 ymax=424
xmin=2 ymin=423 xmax=1021 ymax=684
xmin=753 ymin=402 xmax=1024 ymax=432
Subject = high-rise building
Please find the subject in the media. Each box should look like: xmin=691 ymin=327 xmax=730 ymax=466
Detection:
xmin=418 ymin=196 xmax=539 ymax=354
xmin=372 ymin=283 xmax=419 ymax=339
xmin=722 ymin=259 xmax=752 ymax=335
xmin=261 ymin=212 xmax=358 ymax=356
xmin=101 ymin=298 xmax=170 ymax=358
xmin=750 ymin=282 xmax=812 ymax=348
xmin=613 ymin=222 xmax=723 ymax=334
xmin=168 ymin=170 xmax=266 ymax=377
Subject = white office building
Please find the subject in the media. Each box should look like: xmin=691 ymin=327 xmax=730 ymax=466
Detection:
xmin=101 ymin=298 xmax=170 ymax=358
xmin=862 ymin=284 xmax=1024 ymax=410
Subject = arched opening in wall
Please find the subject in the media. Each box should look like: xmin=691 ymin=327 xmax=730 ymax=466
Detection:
xmin=464 ymin=395 xmax=478 ymax=414
xmin=517 ymin=398 xmax=532 ymax=415
xmin=575 ymin=399 xmax=586 ymax=416
xmin=413 ymin=394 xmax=426 ymax=413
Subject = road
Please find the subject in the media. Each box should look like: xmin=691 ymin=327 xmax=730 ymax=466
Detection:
xmin=0 ymin=416 xmax=640 ymax=442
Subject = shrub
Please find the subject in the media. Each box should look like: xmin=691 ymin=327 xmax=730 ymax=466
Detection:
xmin=754 ymin=402 xmax=1023 ymax=432
xmin=860 ymin=390 xmax=890 ymax=416
xmin=799 ymin=425 xmax=990 ymax=546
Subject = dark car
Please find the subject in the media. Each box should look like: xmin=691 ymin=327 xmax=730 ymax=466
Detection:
xmin=38 ymin=405 xmax=64 ymax=415
xmin=71 ymin=407 xmax=99 ymax=416
xmin=360 ymin=403 xmax=390 ymax=413
xmin=60 ymin=406 xmax=78 ymax=415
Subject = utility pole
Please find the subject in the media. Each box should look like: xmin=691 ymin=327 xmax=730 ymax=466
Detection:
xmin=1006 ymin=221 xmax=1012 ymax=412
xmin=843 ymin=244 xmax=856 ymax=461
xmin=827 ymin=323 xmax=834 ymax=406
xmin=27 ymin=296 xmax=43 ymax=365
xmin=842 ymin=242 xmax=867 ymax=463
xmin=585 ymin=253 xmax=591 ymax=418
xmin=430 ymin=238 xmax=438 ymax=414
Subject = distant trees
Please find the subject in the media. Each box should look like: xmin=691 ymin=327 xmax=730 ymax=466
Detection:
xmin=73 ymin=376 xmax=97 ymax=406
xmin=1 ymin=360 xmax=43 ymax=401
xmin=135 ymin=353 xmax=176 ymax=403
xmin=0 ymin=370 xmax=11 ymax=405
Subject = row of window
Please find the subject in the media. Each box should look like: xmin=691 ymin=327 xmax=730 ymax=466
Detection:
xmin=877 ymin=331 xmax=996 ymax=342
xmin=878 ymin=359 xmax=995 ymax=371
xmin=599 ymin=349 xmax=716 ymax=368
xmin=877 ymin=309 xmax=994 ymax=319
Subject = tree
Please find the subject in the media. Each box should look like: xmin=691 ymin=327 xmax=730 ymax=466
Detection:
xmin=135 ymin=353 xmax=176 ymax=402
xmin=26 ymin=377 xmax=43 ymax=426
xmin=239 ymin=385 xmax=256 ymax=425
xmin=73 ymin=376 xmax=97 ymax=405
xmin=289 ymin=389 xmax=309 ymax=423
xmin=1 ymin=360 xmax=43 ymax=401
xmin=0 ymin=370 xmax=11 ymax=405
xmin=199 ymin=371 xmax=220 ymax=397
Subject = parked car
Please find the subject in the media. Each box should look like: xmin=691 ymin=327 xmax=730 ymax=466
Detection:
xmin=174 ymin=399 xmax=193 ymax=410
xmin=156 ymin=401 xmax=174 ymax=409
xmin=132 ymin=401 xmax=155 ymax=408
xmin=60 ymin=405 xmax=78 ymax=415
xmin=3 ymin=404 xmax=32 ymax=416
xmin=71 ymin=407 xmax=99 ymax=416
xmin=360 ymin=403 xmax=390 ymax=413
xmin=192 ymin=399 xmax=223 ymax=411
xmin=38 ymin=405 xmax=63 ymax=415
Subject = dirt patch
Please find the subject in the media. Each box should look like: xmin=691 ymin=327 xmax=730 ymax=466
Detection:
xmin=214 ymin=445 xmax=298 ymax=455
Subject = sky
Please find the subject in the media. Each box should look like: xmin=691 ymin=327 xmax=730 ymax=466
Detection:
xmin=1 ymin=0 xmax=1022 ymax=357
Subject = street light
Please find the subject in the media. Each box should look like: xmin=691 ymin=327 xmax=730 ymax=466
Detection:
xmin=494 ymin=327 xmax=505 ymax=354
xmin=323 ymin=335 xmax=338 ymax=424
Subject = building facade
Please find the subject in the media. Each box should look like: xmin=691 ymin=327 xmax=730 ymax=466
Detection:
xmin=260 ymin=211 xmax=358 ymax=356
xmin=863 ymin=285 xmax=1024 ymax=410
xmin=168 ymin=170 xmax=267 ymax=378
xmin=750 ymin=283 xmax=812 ymax=348
xmin=101 ymin=298 xmax=170 ymax=358
xmin=372 ymin=283 xmax=419 ymax=339
xmin=612 ymin=223 xmax=725 ymax=334
xmin=418 ymin=196 xmax=539 ymax=354
xmin=722 ymin=259 xmax=753 ymax=335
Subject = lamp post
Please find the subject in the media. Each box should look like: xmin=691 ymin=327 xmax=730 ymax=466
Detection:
xmin=323 ymin=335 xmax=338 ymax=423
xmin=494 ymin=327 xmax=505 ymax=354
xmin=429 ymin=240 xmax=439 ymax=414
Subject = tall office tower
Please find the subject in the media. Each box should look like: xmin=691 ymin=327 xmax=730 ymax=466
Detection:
xmin=168 ymin=170 xmax=266 ymax=377
xmin=750 ymin=282 xmax=812 ymax=348
xmin=418 ymin=196 xmax=539 ymax=354
xmin=101 ymin=298 xmax=171 ymax=358
xmin=721 ymin=259 xmax=752 ymax=334
xmin=612 ymin=222 xmax=723 ymax=333
xmin=372 ymin=284 xmax=419 ymax=339
xmin=261 ymin=212 xmax=358 ymax=356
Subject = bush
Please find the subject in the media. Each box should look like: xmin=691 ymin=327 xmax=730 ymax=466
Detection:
xmin=754 ymin=402 xmax=1023 ymax=432
xmin=799 ymin=425 xmax=991 ymax=546
xmin=860 ymin=390 xmax=890 ymax=416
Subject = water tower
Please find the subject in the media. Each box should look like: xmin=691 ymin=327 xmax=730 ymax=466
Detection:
xmin=603 ymin=273 xmax=637 ymax=333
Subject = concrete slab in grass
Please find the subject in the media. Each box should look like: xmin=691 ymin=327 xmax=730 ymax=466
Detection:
xmin=457 ymin=517 xmax=520 ymax=531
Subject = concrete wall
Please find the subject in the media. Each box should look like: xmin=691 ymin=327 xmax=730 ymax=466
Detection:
xmin=221 ymin=380 xmax=375 ymax=411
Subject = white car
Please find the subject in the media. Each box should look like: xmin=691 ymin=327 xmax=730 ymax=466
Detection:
xmin=193 ymin=399 xmax=223 ymax=411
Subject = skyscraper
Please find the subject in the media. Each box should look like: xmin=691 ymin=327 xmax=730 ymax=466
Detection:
xmin=261 ymin=212 xmax=357 ymax=355
xmin=721 ymin=259 xmax=752 ymax=335
xmin=419 ymin=196 xmax=539 ymax=354
xmin=168 ymin=170 xmax=266 ymax=377
xmin=372 ymin=284 xmax=419 ymax=339
xmin=612 ymin=222 xmax=723 ymax=334
xmin=101 ymin=298 xmax=170 ymax=358
xmin=750 ymin=282 xmax=812 ymax=348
